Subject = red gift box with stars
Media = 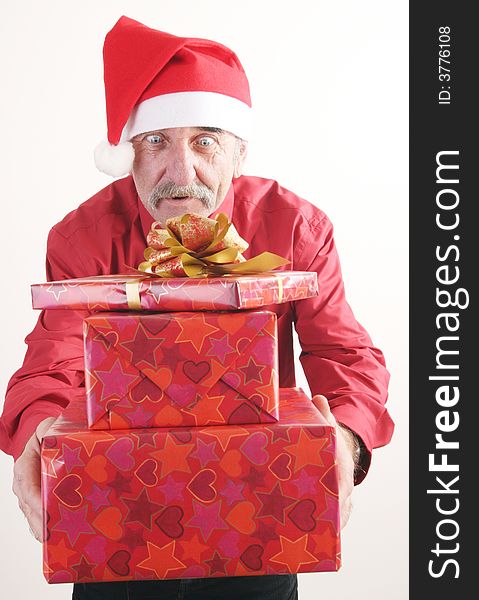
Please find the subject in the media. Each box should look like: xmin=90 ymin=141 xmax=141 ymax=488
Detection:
xmin=30 ymin=271 xmax=318 ymax=312
xmin=41 ymin=387 xmax=340 ymax=584
xmin=84 ymin=310 xmax=279 ymax=429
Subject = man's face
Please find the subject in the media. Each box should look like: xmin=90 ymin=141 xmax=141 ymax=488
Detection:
xmin=131 ymin=126 xmax=247 ymax=225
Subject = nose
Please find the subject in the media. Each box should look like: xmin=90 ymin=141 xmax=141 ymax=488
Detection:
xmin=163 ymin=143 xmax=197 ymax=186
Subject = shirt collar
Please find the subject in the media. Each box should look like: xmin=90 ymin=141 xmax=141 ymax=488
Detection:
xmin=138 ymin=182 xmax=235 ymax=241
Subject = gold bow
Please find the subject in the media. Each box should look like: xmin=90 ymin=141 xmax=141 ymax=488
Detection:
xmin=138 ymin=212 xmax=290 ymax=278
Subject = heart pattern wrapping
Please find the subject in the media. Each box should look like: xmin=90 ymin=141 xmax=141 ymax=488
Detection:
xmin=84 ymin=310 xmax=279 ymax=430
xmin=42 ymin=389 xmax=340 ymax=583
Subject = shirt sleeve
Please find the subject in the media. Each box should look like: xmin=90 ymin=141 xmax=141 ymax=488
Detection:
xmin=0 ymin=228 xmax=93 ymax=460
xmin=292 ymin=213 xmax=394 ymax=483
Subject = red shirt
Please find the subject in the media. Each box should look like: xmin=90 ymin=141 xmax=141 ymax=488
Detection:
xmin=0 ymin=175 xmax=394 ymax=480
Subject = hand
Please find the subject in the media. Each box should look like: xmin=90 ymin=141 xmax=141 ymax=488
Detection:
xmin=312 ymin=395 xmax=356 ymax=529
xmin=12 ymin=417 xmax=57 ymax=542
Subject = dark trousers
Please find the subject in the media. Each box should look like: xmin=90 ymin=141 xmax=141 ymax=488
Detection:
xmin=72 ymin=575 xmax=298 ymax=599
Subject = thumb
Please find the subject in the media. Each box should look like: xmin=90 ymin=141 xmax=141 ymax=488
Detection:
xmin=312 ymin=395 xmax=337 ymax=428
xmin=35 ymin=417 xmax=57 ymax=443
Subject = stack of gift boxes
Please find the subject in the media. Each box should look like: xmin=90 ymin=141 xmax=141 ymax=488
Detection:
xmin=33 ymin=271 xmax=341 ymax=584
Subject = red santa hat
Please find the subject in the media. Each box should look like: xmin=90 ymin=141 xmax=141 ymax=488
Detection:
xmin=94 ymin=16 xmax=252 ymax=177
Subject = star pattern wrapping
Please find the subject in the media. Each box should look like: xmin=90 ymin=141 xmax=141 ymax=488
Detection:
xmin=122 ymin=489 xmax=163 ymax=530
xmin=34 ymin=260 xmax=338 ymax=586
xmin=55 ymin=505 xmax=95 ymax=546
xmin=32 ymin=272 xmax=318 ymax=311
xmin=186 ymin=500 xmax=228 ymax=542
xmin=270 ymin=534 xmax=318 ymax=572
xmin=175 ymin=315 xmax=220 ymax=353
xmin=120 ymin=324 xmax=164 ymax=367
xmin=42 ymin=388 xmax=340 ymax=583
xmin=255 ymin=483 xmax=296 ymax=524
xmin=137 ymin=541 xmax=186 ymax=578
xmin=84 ymin=310 xmax=279 ymax=429
xmin=205 ymin=551 xmax=229 ymax=575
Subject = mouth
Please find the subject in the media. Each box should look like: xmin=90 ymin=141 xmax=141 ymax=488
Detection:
xmin=165 ymin=196 xmax=197 ymax=202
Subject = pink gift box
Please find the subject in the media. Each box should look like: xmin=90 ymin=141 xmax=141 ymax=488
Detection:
xmin=41 ymin=387 xmax=340 ymax=583
xmin=84 ymin=310 xmax=279 ymax=429
xmin=31 ymin=271 xmax=318 ymax=311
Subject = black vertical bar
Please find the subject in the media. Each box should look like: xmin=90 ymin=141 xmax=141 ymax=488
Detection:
xmin=410 ymin=3 xmax=475 ymax=599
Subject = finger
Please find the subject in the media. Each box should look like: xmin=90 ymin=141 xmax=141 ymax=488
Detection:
xmin=18 ymin=497 xmax=43 ymax=542
xmin=13 ymin=450 xmax=43 ymax=531
xmin=18 ymin=491 xmax=43 ymax=542
xmin=22 ymin=505 xmax=43 ymax=542
xmin=36 ymin=416 xmax=57 ymax=442
xmin=340 ymin=497 xmax=353 ymax=529
xmin=335 ymin=440 xmax=355 ymax=530
xmin=13 ymin=427 xmax=49 ymax=543
xmin=29 ymin=526 xmax=42 ymax=543
xmin=312 ymin=395 xmax=353 ymax=529
xmin=311 ymin=394 xmax=336 ymax=427
xmin=28 ymin=513 xmax=44 ymax=543
xmin=15 ymin=459 xmax=42 ymax=513
xmin=338 ymin=470 xmax=351 ymax=510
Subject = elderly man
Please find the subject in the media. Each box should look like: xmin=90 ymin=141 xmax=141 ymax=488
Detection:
xmin=0 ymin=15 xmax=393 ymax=600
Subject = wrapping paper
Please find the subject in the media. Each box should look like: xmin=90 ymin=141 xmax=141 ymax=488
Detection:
xmin=84 ymin=310 xmax=279 ymax=429
xmin=31 ymin=271 xmax=318 ymax=311
xmin=41 ymin=388 xmax=340 ymax=583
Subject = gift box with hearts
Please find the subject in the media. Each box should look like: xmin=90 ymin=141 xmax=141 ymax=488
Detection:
xmin=31 ymin=271 xmax=318 ymax=312
xmin=84 ymin=310 xmax=279 ymax=429
xmin=41 ymin=387 xmax=340 ymax=583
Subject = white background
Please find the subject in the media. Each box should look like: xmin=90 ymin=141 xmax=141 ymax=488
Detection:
xmin=0 ymin=1 xmax=408 ymax=598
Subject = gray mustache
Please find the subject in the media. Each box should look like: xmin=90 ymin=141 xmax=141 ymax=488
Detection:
xmin=148 ymin=182 xmax=215 ymax=209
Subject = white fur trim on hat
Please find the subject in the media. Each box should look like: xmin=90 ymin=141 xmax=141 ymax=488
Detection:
xmin=94 ymin=140 xmax=135 ymax=177
xmin=120 ymin=91 xmax=252 ymax=142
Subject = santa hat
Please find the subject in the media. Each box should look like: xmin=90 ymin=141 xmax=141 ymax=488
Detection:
xmin=94 ymin=16 xmax=252 ymax=177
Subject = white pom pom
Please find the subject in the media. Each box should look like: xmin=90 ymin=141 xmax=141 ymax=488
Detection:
xmin=94 ymin=140 xmax=135 ymax=177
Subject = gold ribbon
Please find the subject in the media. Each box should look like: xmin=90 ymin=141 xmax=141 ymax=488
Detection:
xmin=125 ymin=279 xmax=142 ymax=309
xmin=138 ymin=212 xmax=290 ymax=278
xmin=277 ymin=275 xmax=284 ymax=303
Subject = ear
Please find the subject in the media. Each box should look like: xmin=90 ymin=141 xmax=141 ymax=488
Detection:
xmin=233 ymin=140 xmax=248 ymax=178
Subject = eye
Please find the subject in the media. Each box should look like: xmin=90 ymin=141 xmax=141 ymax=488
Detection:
xmin=145 ymin=134 xmax=163 ymax=144
xmin=196 ymin=136 xmax=215 ymax=148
